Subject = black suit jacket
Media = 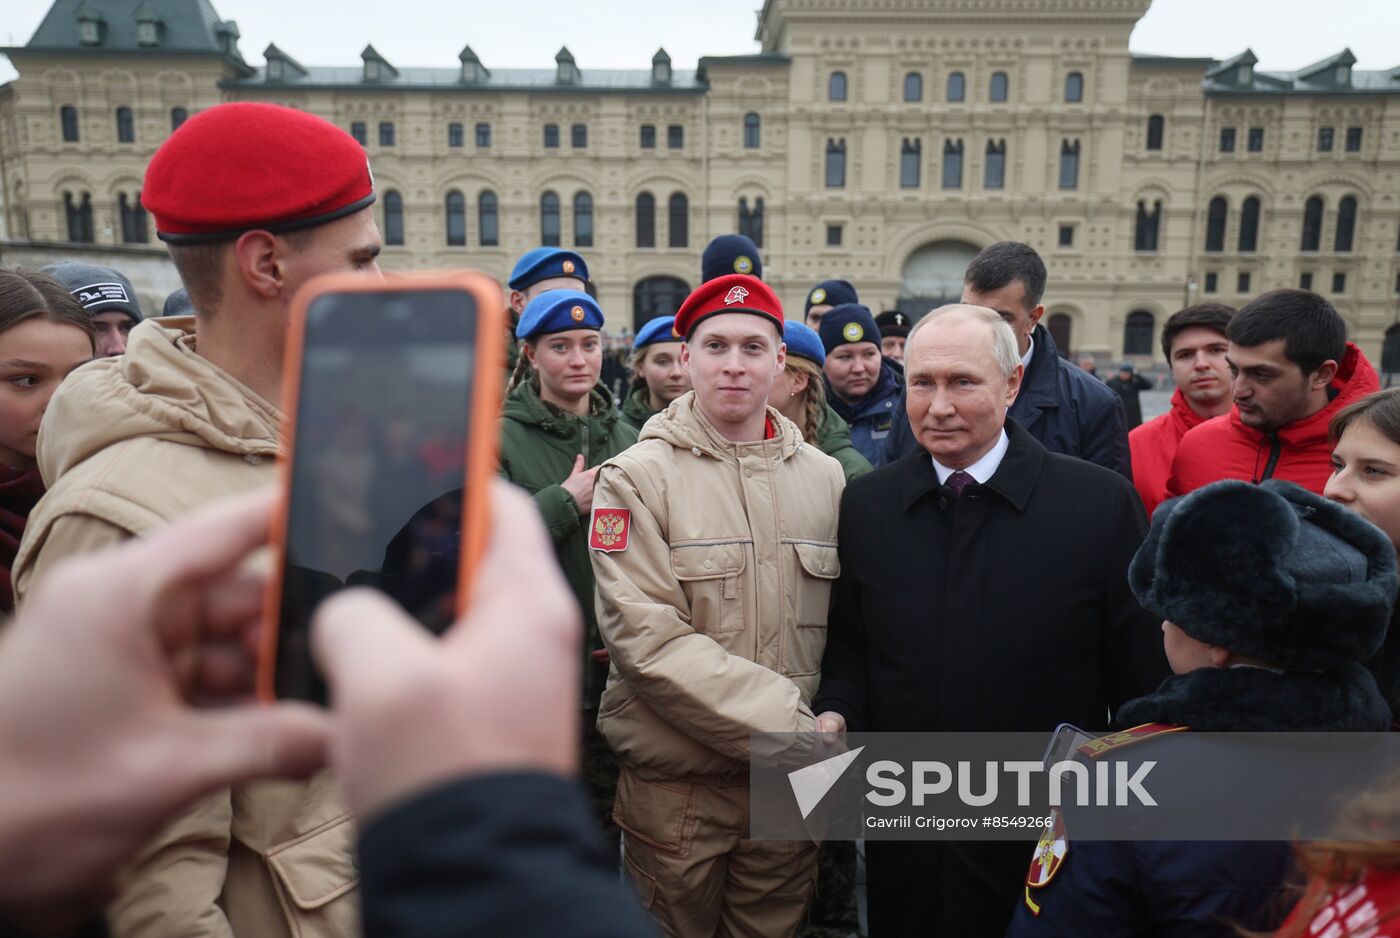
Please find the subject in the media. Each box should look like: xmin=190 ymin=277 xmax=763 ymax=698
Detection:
xmin=814 ymin=418 xmax=1168 ymax=937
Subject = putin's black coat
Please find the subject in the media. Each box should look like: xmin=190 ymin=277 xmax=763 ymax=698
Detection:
xmin=813 ymin=418 xmax=1170 ymax=938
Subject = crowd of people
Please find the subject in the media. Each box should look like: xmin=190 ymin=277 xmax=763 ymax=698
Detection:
xmin=4 ymin=100 xmax=1400 ymax=938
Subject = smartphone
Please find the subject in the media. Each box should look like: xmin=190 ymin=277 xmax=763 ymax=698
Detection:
xmin=1042 ymin=722 xmax=1095 ymax=766
xmin=259 ymin=271 xmax=505 ymax=704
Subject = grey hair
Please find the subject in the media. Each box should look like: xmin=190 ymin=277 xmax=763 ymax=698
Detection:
xmin=906 ymin=304 xmax=1020 ymax=379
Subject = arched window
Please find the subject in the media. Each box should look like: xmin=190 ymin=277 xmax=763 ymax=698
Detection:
xmin=903 ymin=72 xmax=922 ymax=102
xmin=1124 ymin=310 xmax=1154 ymax=356
xmin=1336 ymin=196 xmax=1358 ymax=252
xmin=635 ymin=192 xmax=655 ymax=248
xmin=632 ymin=276 xmax=691 ymax=332
xmin=1065 ymin=71 xmax=1084 ymax=103
xmin=64 ymin=191 xmax=94 ymax=243
xmin=118 ymin=192 xmax=148 ymax=243
xmin=540 ymin=191 xmax=560 ymax=246
xmin=1142 ymin=115 xmax=1164 ymax=153
xmin=1301 ymin=196 xmax=1324 ymax=251
xmin=668 ymin=193 xmax=688 ymax=248
xmin=900 ymin=138 xmax=921 ymax=188
xmin=1204 ymin=196 xmax=1227 ymax=252
xmin=738 ymin=197 xmax=765 ymax=247
xmin=478 ymin=191 xmax=498 ymax=246
xmin=60 ymin=105 xmax=79 ymax=142
xmin=941 ymin=139 xmax=962 ymax=189
xmin=1058 ymin=140 xmax=1080 ymax=189
xmin=115 ymin=106 xmax=134 ymax=143
xmin=743 ymin=112 xmax=760 ymax=149
xmin=574 ymin=192 xmax=593 ymax=247
xmin=828 ymin=71 xmax=847 ymax=102
xmin=825 ymin=139 xmax=846 ymax=188
xmin=946 ymin=71 xmax=965 ymax=102
xmin=1134 ymin=199 xmax=1161 ymax=252
xmin=984 ymin=139 xmax=1006 ymax=189
xmin=989 ymin=71 xmax=1008 ymax=103
xmin=383 ymin=190 xmax=404 ymax=246
xmin=170 ymin=107 xmax=187 ymax=131
xmin=445 ymin=190 xmax=465 ymax=246
xmin=1239 ymin=196 xmax=1260 ymax=252
xmin=1048 ymin=313 xmax=1073 ymax=356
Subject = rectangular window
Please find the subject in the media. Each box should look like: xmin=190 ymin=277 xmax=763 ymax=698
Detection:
xmin=1346 ymin=126 xmax=1363 ymax=152
xmin=899 ymin=140 xmax=920 ymax=188
xmin=1247 ymin=127 xmax=1264 ymax=152
xmin=571 ymin=123 xmax=587 ymax=148
xmin=942 ymin=140 xmax=963 ymax=189
xmin=1318 ymin=127 xmax=1334 ymax=152
xmin=1394 ymin=271 xmax=1400 ymax=295
xmin=1058 ymin=225 xmax=1074 ymax=247
xmin=667 ymin=125 xmax=684 ymax=149
xmin=984 ymin=141 xmax=1006 ymax=189
xmin=825 ymin=139 xmax=846 ymax=188
xmin=640 ymin=124 xmax=656 ymax=149
xmin=1058 ymin=140 xmax=1079 ymax=190
xmin=826 ymin=224 xmax=842 ymax=247
xmin=543 ymin=124 xmax=559 ymax=148
xmin=378 ymin=122 xmax=395 ymax=147
xmin=1219 ymin=127 xmax=1235 ymax=152
xmin=448 ymin=122 xmax=463 ymax=147
xmin=351 ymin=122 xmax=367 ymax=146
xmin=1204 ymin=272 xmax=1218 ymax=294
xmin=475 ymin=123 xmax=491 ymax=147
xmin=1333 ymin=272 xmax=1346 ymax=293
xmin=1300 ymin=272 xmax=1313 ymax=290
xmin=1237 ymin=272 xmax=1251 ymax=294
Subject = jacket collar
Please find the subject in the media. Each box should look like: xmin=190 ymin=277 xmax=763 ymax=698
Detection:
xmin=642 ymin=391 xmax=804 ymax=462
xmin=504 ymin=378 xmax=618 ymax=438
xmin=826 ymin=358 xmax=902 ymax=423
xmin=1009 ymin=324 xmax=1060 ymax=427
xmin=899 ymin=417 xmax=1044 ymax=513
xmin=1224 ymin=342 xmax=1379 ymax=449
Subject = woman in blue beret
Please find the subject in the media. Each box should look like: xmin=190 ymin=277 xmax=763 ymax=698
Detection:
xmin=621 ymin=316 xmax=689 ymax=432
xmin=500 ymin=288 xmax=638 ymax=850
xmin=767 ymin=321 xmax=872 ymax=482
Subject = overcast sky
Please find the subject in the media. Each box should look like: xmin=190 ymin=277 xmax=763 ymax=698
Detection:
xmin=2 ymin=0 xmax=1398 ymax=81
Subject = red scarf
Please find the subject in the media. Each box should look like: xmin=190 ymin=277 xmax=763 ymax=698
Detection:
xmin=0 ymin=465 xmax=45 ymax=613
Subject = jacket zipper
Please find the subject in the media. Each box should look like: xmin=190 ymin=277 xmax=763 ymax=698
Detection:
xmin=1256 ymin=432 xmax=1282 ymax=482
xmin=581 ymin=422 xmax=591 ymax=467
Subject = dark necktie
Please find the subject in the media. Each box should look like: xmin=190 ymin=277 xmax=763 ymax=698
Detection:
xmin=946 ymin=470 xmax=975 ymax=497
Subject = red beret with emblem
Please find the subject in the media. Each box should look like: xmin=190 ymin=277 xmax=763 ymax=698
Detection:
xmin=673 ymin=274 xmax=784 ymax=340
xmin=143 ymin=102 xmax=376 ymax=243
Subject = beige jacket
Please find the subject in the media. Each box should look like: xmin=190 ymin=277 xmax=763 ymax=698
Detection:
xmin=14 ymin=317 xmax=358 ymax=938
xmin=591 ymin=392 xmax=844 ymax=780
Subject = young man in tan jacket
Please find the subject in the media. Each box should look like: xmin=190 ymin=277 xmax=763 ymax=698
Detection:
xmin=13 ymin=103 xmax=382 ymax=937
xmin=590 ymin=274 xmax=845 ymax=938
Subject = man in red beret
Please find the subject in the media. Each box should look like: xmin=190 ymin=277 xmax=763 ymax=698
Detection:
xmin=589 ymin=275 xmax=845 ymax=937
xmin=13 ymin=102 xmax=380 ymax=938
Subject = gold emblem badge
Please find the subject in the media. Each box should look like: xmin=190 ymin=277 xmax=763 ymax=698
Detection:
xmin=570 ymin=305 xmax=586 ymax=322
xmin=589 ymin=508 xmax=631 ymax=552
xmin=810 ymin=288 xmax=827 ymax=305
xmin=734 ymin=256 xmax=753 ymax=274
xmin=842 ymin=322 xmax=864 ymax=342
xmin=562 ymin=259 xmax=576 ymax=274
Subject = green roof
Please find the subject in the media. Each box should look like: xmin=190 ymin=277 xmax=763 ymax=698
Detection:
xmin=1204 ymin=47 xmax=1400 ymax=96
xmin=23 ymin=0 xmax=240 ymax=57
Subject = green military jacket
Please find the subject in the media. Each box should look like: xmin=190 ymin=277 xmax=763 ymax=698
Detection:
xmin=815 ymin=402 xmax=873 ymax=482
xmin=620 ymin=384 xmax=660 ymax=434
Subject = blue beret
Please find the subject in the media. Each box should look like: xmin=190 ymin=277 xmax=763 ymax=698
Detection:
xmin=634 ymin=316 xmax=680 ymax=349
xmin=818 ymin=303 xmax=880 ymax=354
xmin=702 ymin=234 xmax=762 ymax=283
xmin=783 ymin=321 xmax=825 ymax=365
xmin=804 ymin=279 xmax=859 ymax=313
xmin=508 ymin=247 xmax=589 ymax=292
xmin=515 ymin=289 xmax=604 ymax=339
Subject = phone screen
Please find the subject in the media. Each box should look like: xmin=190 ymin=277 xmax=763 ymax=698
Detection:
xmin=274 ymin=287 xmax=478 ymax=702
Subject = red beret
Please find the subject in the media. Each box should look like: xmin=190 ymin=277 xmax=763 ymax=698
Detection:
xmin=143 ymin=103 xmax=375 ymax=243
xmin=674 ymin=274 xmax=784 ymax=339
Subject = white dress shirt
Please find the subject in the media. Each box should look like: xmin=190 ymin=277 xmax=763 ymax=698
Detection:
xmin=931 ymin=428 xmax=1010 ymax=484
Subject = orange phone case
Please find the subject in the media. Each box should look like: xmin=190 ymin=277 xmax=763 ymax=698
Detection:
xmin=257 ymin=270 xmax=506 ymax=702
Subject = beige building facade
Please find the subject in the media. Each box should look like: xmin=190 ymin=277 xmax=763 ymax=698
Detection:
xmin=3 ymin=0 xmax=1400 ymax=366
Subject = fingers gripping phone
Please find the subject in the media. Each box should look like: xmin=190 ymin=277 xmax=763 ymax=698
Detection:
xmin=259 ymin=272 xmax=505 ymax=704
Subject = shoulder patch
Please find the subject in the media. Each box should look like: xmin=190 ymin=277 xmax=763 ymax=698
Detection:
xmin=1077 ymin=722 xmax=1188 ymax=759
xmin=589 ymin=507 xmax=631 ymax=552
xmin=1023 ymin=810 xmax=1068 ymax=916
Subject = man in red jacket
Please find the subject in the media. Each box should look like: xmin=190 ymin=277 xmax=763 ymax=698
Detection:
xmin=1128 ymin=303 xmax=1234 ymax=515
xmin=1167 ymin=289 xmax=1379 ymax=498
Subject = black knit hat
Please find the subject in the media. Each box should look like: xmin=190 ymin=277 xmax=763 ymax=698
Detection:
xmin=42 ymin=261 xmax=143 ymax=323
xmin=1129 ymin=479 xmax=1398 ymax=669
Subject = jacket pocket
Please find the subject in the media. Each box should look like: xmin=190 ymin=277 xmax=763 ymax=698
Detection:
xmin=265 ymin=814 xmax=359 ymax=936
xmin=670 ymin=542 xmax=749 ymax=634
xmin=792 ymin=542 xmax=839 ymax=628
xmin=613 ymin=770 xmax=697 ymax=859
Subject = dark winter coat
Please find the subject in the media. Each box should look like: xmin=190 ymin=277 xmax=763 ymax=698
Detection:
xmin=814 ymin=402 xmax=873 ymax=482
xmin=814 ymin=417 xmax=1168 ymax=937
xmin=1005 ymin=664 xmax=1391 ymax=938
xmin=1106 ymin=372 xmax=1153 ymax=429
xmin=884 ymin=323 xmax=1131 ymax=477
xmin=827 ymin=358 xmax=903 ymax=467
xmin=499 ymin=379 xmax=638 ymax=706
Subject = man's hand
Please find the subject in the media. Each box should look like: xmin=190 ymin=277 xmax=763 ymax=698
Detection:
xmin=313 ymin=480 xmax=582 ymax=818
xmin=559 ymin=454 xmax=600 ymax=516
xmin=0 ymin=490 xmax=329 ymax=927
xmin=816 ymin=711 xmax=847 ymax=738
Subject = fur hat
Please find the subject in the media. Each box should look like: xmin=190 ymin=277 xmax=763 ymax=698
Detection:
xmin=1129 ymin=479 xmax=1398 ymax=669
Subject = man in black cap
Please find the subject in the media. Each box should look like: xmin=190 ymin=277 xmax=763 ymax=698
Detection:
xmin=874 ymin=310 xmax=912 ymax=364
xmin=701 ymin=234 xmax=762 ymax=283
xmin=42 ymin=261 xmax=143 ymax=357
xmin=804 ymin=279 xmax=859 ymax=330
